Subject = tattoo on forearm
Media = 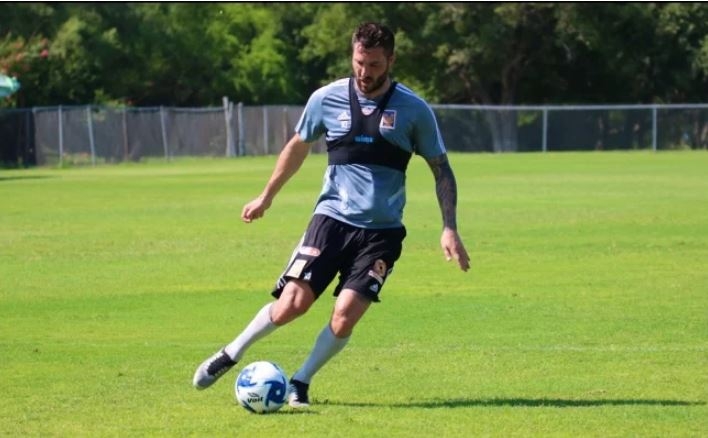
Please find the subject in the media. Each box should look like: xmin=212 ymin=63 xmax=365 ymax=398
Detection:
xmin=426 ymin=155 xmax=458 ymax=230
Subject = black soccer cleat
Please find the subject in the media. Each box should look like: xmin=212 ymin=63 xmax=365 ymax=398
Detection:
xmin=287 ymin=379 xmax=310 ymax=408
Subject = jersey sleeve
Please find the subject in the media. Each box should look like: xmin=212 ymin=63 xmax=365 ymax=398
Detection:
xmin=412 ymin=102 xmax=447 ymax=158
xmin=295 ymin=87 xmax=328 ymax=143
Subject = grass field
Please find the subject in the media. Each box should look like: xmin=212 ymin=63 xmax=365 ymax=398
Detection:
xmin=1 ymin=151 xmax=706 ymax=437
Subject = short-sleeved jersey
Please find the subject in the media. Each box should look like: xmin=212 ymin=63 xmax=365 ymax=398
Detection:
xmin=296 ymin=77 xmax=446 ymax=229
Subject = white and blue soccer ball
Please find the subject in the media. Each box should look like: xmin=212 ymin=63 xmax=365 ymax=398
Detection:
xmin=235 ymin=361 xmax=288 ymax=414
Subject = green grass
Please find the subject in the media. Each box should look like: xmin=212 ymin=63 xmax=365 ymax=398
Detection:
xmin=1 ymin=152 xmax=706 ymax=437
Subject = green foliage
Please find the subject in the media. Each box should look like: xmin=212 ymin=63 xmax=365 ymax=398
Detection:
xmin=1 ymin=3 xmax=707 ymax=107
xmin=0 ymin=33 xmax=50 ymax=107
xmin=1 ymin=153 xmax=707 ymax=436
xmin=657 ymin=3 xmax=708 ymax=99
xmin=209 ymin=5 xmax=292 ymax=104
xmin=553 ymin=3 xmax=708 ymax=104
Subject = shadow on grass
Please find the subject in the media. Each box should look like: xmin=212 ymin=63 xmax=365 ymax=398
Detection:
xmin=0 ymin=175 xmax=55 ymax=182
xmin=320 ymin=397 xmax=706 ymax=409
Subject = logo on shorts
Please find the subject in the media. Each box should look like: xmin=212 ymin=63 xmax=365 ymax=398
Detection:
xmin=368 ymin=259 xmax=387 ymax=284
xmin=368 ymin=270 xmax=383 ymax=283
xmin=374 ymin=259 xmax=387 ymax=277
xmin=298 ymin=246 xmax=321 ymax=257
xmin=286 ymin=259 xmax=307 ymax=278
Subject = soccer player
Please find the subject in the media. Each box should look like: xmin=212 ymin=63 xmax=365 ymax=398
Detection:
xmin=193 ymin=22 xmax=470 ymax=407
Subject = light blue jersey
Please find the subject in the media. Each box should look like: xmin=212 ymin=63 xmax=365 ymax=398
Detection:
xmin=296 ymin=77 xmax=447 ymax=229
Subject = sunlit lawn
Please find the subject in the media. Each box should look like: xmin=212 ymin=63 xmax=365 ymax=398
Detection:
xmin=1 ymin=151 xmax=706 ymax=436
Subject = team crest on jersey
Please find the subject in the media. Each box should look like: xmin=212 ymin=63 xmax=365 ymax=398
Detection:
xmin=380 ymin=110 xmax=396 ymax=129
xmin=337 ymin=111 xmax=351 ymax=129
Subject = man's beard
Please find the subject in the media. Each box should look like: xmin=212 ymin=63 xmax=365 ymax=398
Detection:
xmin=356 ymin=70 xmax=389 ymax=95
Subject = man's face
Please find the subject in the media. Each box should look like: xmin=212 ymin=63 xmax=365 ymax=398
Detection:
xmin=351 ymin=42 xmax=394 ymax=96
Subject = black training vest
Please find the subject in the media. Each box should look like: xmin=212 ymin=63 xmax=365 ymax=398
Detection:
xmin=326 ymin=77 xmax=412 ymax=173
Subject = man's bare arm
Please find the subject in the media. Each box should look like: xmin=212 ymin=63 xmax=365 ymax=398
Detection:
xmin=241 ymin=134 xmax=311 ymax=223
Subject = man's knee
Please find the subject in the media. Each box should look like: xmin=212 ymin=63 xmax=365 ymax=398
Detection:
xmin=330 ymin=311 xmax=356 ymax=338
xmin=271 ymin=280 xmax=315 ymax=325
xmin=329 ymin=289 xmax=371 ymax=337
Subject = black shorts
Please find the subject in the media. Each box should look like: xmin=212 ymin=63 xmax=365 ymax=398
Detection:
xmin=271 ymin=214 xmax=406 ymax=302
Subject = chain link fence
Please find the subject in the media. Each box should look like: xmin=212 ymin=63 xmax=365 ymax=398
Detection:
xmin=1 ymin=101 xmax=706 ymax=166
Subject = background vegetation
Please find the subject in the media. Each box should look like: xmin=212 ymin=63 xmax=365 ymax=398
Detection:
xmin=2 ymin=2 xmax=707 ymax=108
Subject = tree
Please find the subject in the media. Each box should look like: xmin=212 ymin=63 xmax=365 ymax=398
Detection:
xmin=400 ymin=3 xmax=562 ymax=151
xmin=1 ymin=2 xmax=707 ymax=112
xmin=207 ymin=4 xmax=293 ymax=104
xmin=0 ymin=33 xmax=51 ymax=107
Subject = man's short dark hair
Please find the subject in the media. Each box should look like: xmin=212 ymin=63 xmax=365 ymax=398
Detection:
xmin=352 ymin=22 xmax=395 ymax=57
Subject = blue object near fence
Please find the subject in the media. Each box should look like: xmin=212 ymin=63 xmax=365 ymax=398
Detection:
xmin=0 ymin=74 xmax=21 ymax=98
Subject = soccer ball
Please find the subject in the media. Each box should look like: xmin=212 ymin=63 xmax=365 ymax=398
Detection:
xmin=235 ymin=361 xmax=288 ymax=414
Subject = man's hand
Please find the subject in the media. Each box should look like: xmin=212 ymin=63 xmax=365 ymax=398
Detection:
xmin=441 ymin=227 xmax=470 ymax=272
xmin=241 ymin=196 xmax=271 ymax=223
xmin=240 ymin=134 xmax=310 ymax=224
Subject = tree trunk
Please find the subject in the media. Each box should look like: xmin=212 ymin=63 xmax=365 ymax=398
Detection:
xmin=485 ymin=109 xmax=518 ymax=152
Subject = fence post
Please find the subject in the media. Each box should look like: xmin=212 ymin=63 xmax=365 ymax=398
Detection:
xmin=237 ymin=102 xmax=245 ymax=156
xmin=542 ymin=107 xmax=548 ymax=153
xmin=262 ymin=106 xmax=269 ymax=155
xmin=58 ymin=105 xmax=64 ymax=166
xmin=86 ymin=105 xmax=96 ymax=166
xmin=25 ymin=109 xmax=31 ymax=165
xmin=651 ymin=105 xmax=658 ymax=152
xmin=160 ymin=106 xmax=169 ymax=160
xmin=282 ymin=106 xmax=289 ymax=146
xmin=122 ymin=107 xmax=129 ymax=161
xmin=223 ymin=96 xmax=235 ymax=157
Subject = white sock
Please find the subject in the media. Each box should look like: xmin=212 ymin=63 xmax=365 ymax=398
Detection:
xmin=224 ymin=302 xmax=277 ymax=362
xmin=292 ymin=324 xmax=349 ymax=384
